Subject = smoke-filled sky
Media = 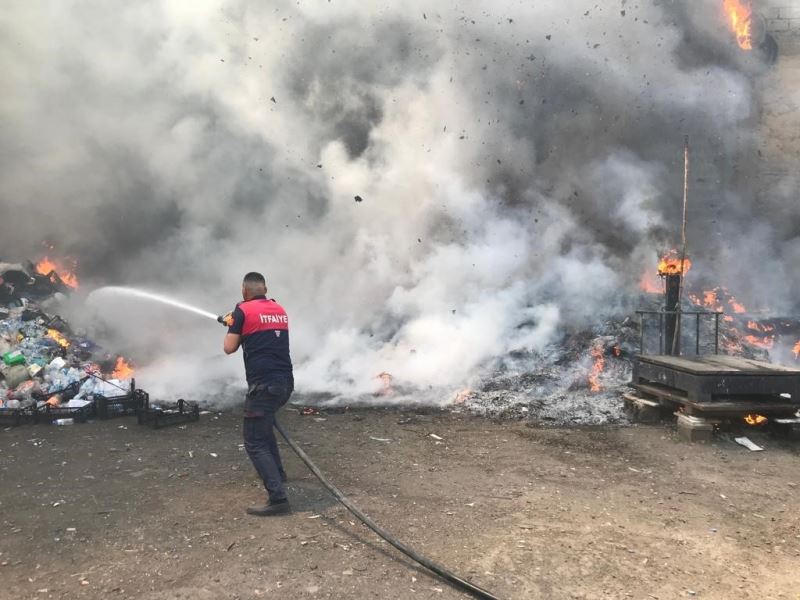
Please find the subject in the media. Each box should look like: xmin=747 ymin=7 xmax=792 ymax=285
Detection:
xmin=1 ymin=1 xmax=791 ymax=398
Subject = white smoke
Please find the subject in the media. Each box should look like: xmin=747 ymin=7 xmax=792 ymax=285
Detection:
xmin=0 ymin=1 xmax=778 ymax=402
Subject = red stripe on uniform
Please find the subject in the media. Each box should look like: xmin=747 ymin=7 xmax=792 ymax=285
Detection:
xmin=240 ymin=299 xmax=289 ymax=336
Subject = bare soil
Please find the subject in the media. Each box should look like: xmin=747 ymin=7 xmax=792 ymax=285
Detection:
xmin=1 ymin=410 xmax=799 ymax=600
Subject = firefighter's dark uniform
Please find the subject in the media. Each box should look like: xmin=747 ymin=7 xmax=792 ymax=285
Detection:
xmin=228 ymin=295 xmax=293 ymax=504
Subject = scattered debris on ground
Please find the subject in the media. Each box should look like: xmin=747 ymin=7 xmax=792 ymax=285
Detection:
xmin=0 ymin=261 xmax=137 ymax=420
xmin=0 ymin=260 xmax=198 ymax=428
xmin=1 ymin=410 xmax=798 ymax=600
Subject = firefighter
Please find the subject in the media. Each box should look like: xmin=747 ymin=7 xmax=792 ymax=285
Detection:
xmin=222 ymin=272 xmax=293 ymax=516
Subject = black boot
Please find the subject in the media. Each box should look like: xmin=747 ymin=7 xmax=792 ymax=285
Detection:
xmin=246 ymin=499 xmax=291 ymax=516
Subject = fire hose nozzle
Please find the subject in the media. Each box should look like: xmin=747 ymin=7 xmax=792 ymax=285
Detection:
xmin=218 ymin=313 xmax=234 ymax=327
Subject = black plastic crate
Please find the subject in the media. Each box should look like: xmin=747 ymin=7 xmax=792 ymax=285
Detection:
xmin=138 ymin=398 xmax=199 ymax=429
xmin=32 ymin=379 xmax=87 ymax=404
xmin=36 ymin=402 xmax=96 ymax=424
xmin=0 ymin=407 xmax=37 ymax=427
xmin=96 ymin=383 xmax=145 ymax=419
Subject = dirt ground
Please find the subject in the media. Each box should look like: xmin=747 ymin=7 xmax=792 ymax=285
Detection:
xmin=1 ymin=408 xmax=799 ymax=600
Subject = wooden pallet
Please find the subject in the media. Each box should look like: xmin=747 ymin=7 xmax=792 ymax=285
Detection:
xmin=631 ymin=355 xmax=800 ymax=418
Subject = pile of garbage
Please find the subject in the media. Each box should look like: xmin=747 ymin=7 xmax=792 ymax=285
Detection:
xmin=0 ymin=261 xmax=135 ymax=421
xmin=457 ymin=317 xmax=638 ymax=425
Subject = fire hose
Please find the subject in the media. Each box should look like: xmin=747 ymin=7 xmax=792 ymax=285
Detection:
xmin=274 ymin=420 xmax=503 ymax=600
xmin=91 ymin=361 xmax=499 ymax=599
xmin=216 ymin=310 xmax=500 ymax=597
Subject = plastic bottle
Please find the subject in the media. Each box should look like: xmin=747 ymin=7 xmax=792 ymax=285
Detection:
xmin=54 ymin=418 xmax=74 ymax=426
xmin=2 ymin=350 xmax=25 ymax=366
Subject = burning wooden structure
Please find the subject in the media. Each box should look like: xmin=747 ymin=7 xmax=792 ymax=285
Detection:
xmin=627 ymin=253 xmax=800 ymax=434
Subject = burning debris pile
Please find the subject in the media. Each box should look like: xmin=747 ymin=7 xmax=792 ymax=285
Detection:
xmin=3 ymin=1 xmax=789 ymax=405
xmin=1 ymin=3 xmax=795 ymax=428
xmin=453 ymin=248 xmax=800 ymax=425
xmin=640 ymin=251 xmax=800 ymax=362
xmin=0 ymin=259 xmax=139 ymax=424
xmin=457 ymin=320 xmax=637 ymax=425
xmin=289 ymin=320 xmax=639 ymax=426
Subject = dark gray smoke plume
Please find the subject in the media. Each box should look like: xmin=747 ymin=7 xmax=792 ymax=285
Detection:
xmin=1 ymin=1 xmax=788 ymax=399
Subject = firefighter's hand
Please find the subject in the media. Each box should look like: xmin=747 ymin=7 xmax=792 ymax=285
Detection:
xmin=217 ymin=312 xmax=235 ymax=327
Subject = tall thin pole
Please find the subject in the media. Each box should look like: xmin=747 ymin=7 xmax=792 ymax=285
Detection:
xmin=671 ymin=136 xmax=690 ymax=355
xmin=680 ymin=135 xmax=689 ymax=257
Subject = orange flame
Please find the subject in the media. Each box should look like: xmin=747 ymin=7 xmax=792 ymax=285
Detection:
xmin=588 ymin=345 xmax=605 ymax=393
xmin=112 ymin=357 xmax=135 ymax=379
xmin=723 ymin=338 xmax=743 ymax=354
xmin=35 ymin=256 xmax=79 ymax=289
xmin=454 ymin=389 xmax=472 ymax=404
xmin=46 ymin=329 xmax=70 ymax=348
xmin=741 ymin=320 xmax=776 ymax=350
xmin=729 ymin=297 xmax=746 ymax=313
xmin=639 ymin=251 xmax=690 ymax=291
xmin=639 ymin=270 xmax=663 ymax=294
xmin=742 ymin=335 xmax=774 ymax=350
xmin=723 ymin=0 xmax=753 ymax=50
xmin=793 ymin=340 xmax=800 ymax=359
xmin=657 ymin=251 xmax=692 ymax=276
xmin=688 ymin=288 xmax=773 ymax=354
xmin=746 ymin=321 xmax=774 ymax=333
xmin=744 ymin=414 xmax=767 ymax=425
xmin=703 ymin=290 xmax=721 ymax=310
xmin=689 ymin=287 xmax=748 ymax=315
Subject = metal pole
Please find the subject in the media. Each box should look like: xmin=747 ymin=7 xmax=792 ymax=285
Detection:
xmin=639 ymin=313 xmax=645 ymax=354
xmin=714 ymin=313 xmax=720 ymax=354
xmin=695 ymin=314 xmax=700 ymax=355
xmin=665 ymin=276 xmax=681 ymax=355
xmin=671 ymin=136 xmax=690 ymax=356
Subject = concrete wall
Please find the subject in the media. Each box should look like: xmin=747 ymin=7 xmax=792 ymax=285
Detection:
xmin=761 ymin=0 xmax=800 ymax=33
xmin=756 ymin=24 xmax=800 ymax=230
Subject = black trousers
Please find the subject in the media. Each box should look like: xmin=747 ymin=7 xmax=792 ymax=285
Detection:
xmin=243 ymin=377 xmax=293 ymax=503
